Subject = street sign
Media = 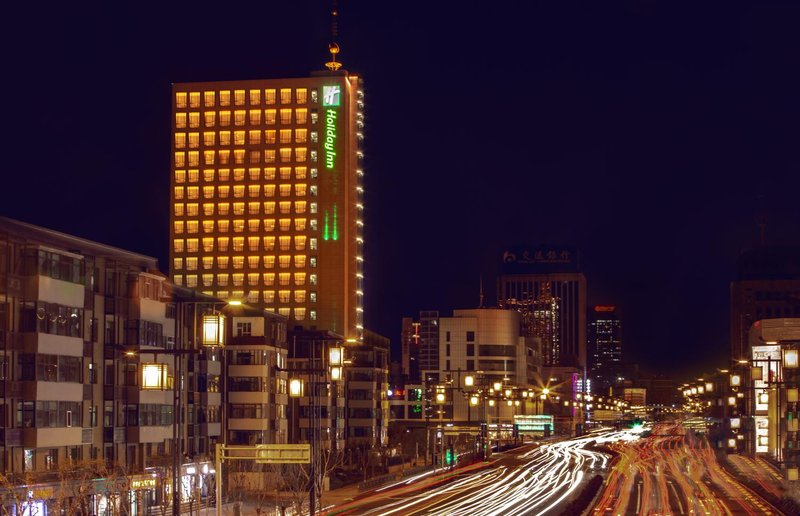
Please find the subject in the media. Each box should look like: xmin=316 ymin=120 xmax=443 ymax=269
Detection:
xmin=254 ymin=444 xmax=311 ymax=464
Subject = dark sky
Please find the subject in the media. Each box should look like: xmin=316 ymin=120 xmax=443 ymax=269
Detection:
xmin=4 ymin=1 xmax=799 ymax=378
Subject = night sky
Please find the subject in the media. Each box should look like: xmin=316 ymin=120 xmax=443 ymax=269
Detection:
xmin=4 ymin=2 xmax=799 ymax=378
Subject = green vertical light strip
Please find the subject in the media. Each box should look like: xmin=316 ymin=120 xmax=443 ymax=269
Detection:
xmin=323 ymin=210 xmax=330 ymax=241
xmin=332 ymin=204 xmax=339 ymax=241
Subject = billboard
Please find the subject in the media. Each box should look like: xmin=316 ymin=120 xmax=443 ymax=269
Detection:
xmin=501 ymin=246 xmax=579 ymax=274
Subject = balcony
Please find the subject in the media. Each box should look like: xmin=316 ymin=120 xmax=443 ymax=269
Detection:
xmin=229 ymin=391 xmax=269 ymax=404
xmin=23 ymin=427 xmax=82 ymax=448
xmin=23 ymin=332 xmax=83 ymax=357
xmin=24 ymin=275 xmax=84 ymax=307
xmin=228 ymin=419 xmax=270 ymax=431
xmin=126 ymin=425 xmax=171 ymax=443
xmin=0 ymin=428 xmax=22 ymax=446
xmin=199 ymin=422 xmax=222 ymax=436
xmin=22 ymin=381 xmax=82 ymax=402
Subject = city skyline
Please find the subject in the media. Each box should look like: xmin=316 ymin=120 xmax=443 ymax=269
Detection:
xmin=3 ymin=2 xmax=799 ymax=377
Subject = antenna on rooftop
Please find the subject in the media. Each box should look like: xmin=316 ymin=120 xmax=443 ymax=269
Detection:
xmin=325 ymin=1 xmax=343 ymax=71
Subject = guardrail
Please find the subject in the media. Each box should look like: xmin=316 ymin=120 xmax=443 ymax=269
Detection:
xmin=357 ymin=472 xmax=398 ymax=492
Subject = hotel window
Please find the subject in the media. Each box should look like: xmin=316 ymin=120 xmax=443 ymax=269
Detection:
xmin=219 ymin=131 xmax=231 ymax=145
xmin=232 ymin=256 xmax=245 ymax=269
xmin=295 ymin=129 xmax=307 ymax=143
xmin=231 ymin=168 xmax=244 ymax=181
xmin=233 ymin=202 xmax=245 ymax=215
xmin=189 ymin=92 xmax=201 ymax=108
xmin=294 ymin=167 xmax=306 ymax=180
xmin=203 ymin=169 xmax=215 ymax=181
xmin=263 ymin=290 xmax=275 ymax=303
xmin=278 ymin=308 xmax=290 ymax=317
xmin=174 ymin=275 xmax=183 ymax=286
xmin=296 ymin=88 xmax=307 ymax=104
xmin=202 ymin=274 xmax=213 ymax=287
xmin=187 ymin=169 xmax=199 ymax=182
xmin=264 ymin=89 xmax=276 ymax=104
xmin=311 ymin=131 xmax=318 ymax=143
xmin=277 ymin=167 xmax=290 ymax=180
xmin=279 ymin=130 xmax=291 ymax=144
xmin=248 ymin=168 xmax=260 ymax=181
xmin=204 ymin=91 xmax=215 ymax=107
xmin=279 ymin=236 xmax=291 ymax=250
xmin=173 ymin=258 xmax=183 ymax=270
xmin=218 ymin=169 xmax=230 ymax=181
xmin=263 ymin=219 xmax=276 ymax=232
xmin=309 ymin=219 xmax=317 ymax=231
xmin=263 ymin=236 xmax=275 ymax=250
xmin=294 ymin=219 xmax=307 ymax=231
xmin=184 ymin=187 xmax=198 ymax=200
xmin=249 ymin=150 xmax=261 ymax=164
xmin=174 ymin=239 xmax=184 ymax=252
xmin=187 ymin=239 xmax=199 ymax=252
xmin=279 ymin=219 xmax=291 ymax=231
xmin=264 ymin=256 xmax=275 ymax=269
xmin=203 ymin=150 xmax=215 ymax=165
xmin=294 ymin=184 xmax=307 ymax=196
xmin=296 ymin=109 xmax=308 ymax=124
xmin=202 ymin=238 xmax=214 ymax=252
xmin=310 ymin=150 xmax=317 ymax=162
xmin=295 ymin=236 xmax=307 ymax=250
xmin=186 ymin=257 xmax=198 ymax=270
xmin=278 ymin=184 xmax=291 ymax=197
xmin=218 ymin=185 xmax=230 ymax=198
xmin=176 ymin=92 xmax=187 ymax=108
xmin=278 ymin=256 xmax=291 ymax=269
xmin=220 ymin=111 xmax=231 ymax=126
xmin=217 ymin=202 xmax=230 ymax=215
xmin=248 ymin=236 xmax=260 ymax=251
xmin=202 ymin=257 xmax=214 ymax=270
xmin=295 ymin=201 xmax=307 ymax=214
xmin=294 ymin=255 xmax=307 ymax=268
xmin=217 ymin=257 xmax=229 ymax=269
xmin=217 ymin=274 xmax=229 ymax=286
xmin=175 ymin=152 xmax=186 ymax=167
xmin=174 ymin=203 xmax=184 ymax=216
xmin=233 ymin=185 xmax=245 ymax=198
xmin=279 ymin=201 xmax=291 ymax=214
xmin=310 ymin=257 xmax=317 ymax=268
xmin=295 ymin=308 xmax=306 ymax=320
xmin=232 ymin=237 xmax=244 ymax=252
xmin=310 ymin=292 xmax=317 ymax=303
xmin=186 ymin=275 xmax=198 ymax=288
xmin=263 ymin=273 xmax=275 ymax=286
xmin=265 ymin=130 xmax=276 ymax=144
xmin=294 ymin=272 xmax=306 ymax=285
xmin=310 ymin=274 xmax=317 ymax=285
xmin=234 ymin=90 xmax=245 ymax=106
xmin=176 ymin=113 xmax=187 ymax=128
xmin=249 ymin=89 xmax=261 ymax=105
xmin=280 ymin=88 xmax=292 ymax=104
xmin=264 ymin=167 xmax=276 ymax=180
xmin=234 ymin=110 xmax=246 ymax=126
xmin=231 ymin=290 xmax=245 ymax=301
xmin=188 ymin=151 xmax=199 ymax=166
xmin=218 ymin=220 xmax=230 ymax=233
xmin=220 ymin=90 xmax=231 ymax=106
xmin=233 ymin=149 xmax=245 ymax=165
xmin=201 ymin=186 xmax=214 ymax=199
xmin=278 ymin=148 xmax=291 ymax=163
xmin=233 ymin=131 xmax=245 ymax=145
xmin=264 ymin=185 xmax=276 ymax=197
xmin=265 ymin=109 xmax=276 ymax=125
xmin=187 ymin=133 xmax=199 ymax=148
xmin=202 ymin=220 xmax=214 ymax=233
xmin=280 ymin=109 xmax=292 ymax=125
xmin=263 ymin=202 xmax=275 ymax=214
xmin=294 ymin=291 xmax=306 ymax=303
xmin=216 ymin=290 xmax=229 ymax=299
xmin=278 ymin=273 xmax=291 ymax=286
xmin=202 ymin=203 xmax=214 ymax=216
xmin=247 ymin=185 xmax=260 ymax=197
xmin=247 ymin=201 xmax=260 ymax=215
xmin=278 ymin=290 xmax=291 ymax=303
xmin=232 ymin=274 xmax=244 ymax=287
xmin=265 ymin=150 xmax=276 ymax=163
xmin=204 ymin=111 xmax=216 ymax=127
xmin=310 ymin=111 xmax=318 ymax=124
xmin=189 ymin=112 xmax=200 ymax=128
xmin=247 ymin=219 xmax=260 ymax=232
xmin=232 ymin=219 xmax=245 ymax=232
xmin=310 ymin=168 xmax=318 ymax=179
xmin=247 ymin=273 xmax=259 ymax=286
xmin=175 ymin=133 xmax=186 ymax=149
xmin=203 ymin=132 xmax=216 ymax=146
xmin=219 ymin=150 xmax=230 ymax=164
xmin=310 ymin=186 xmax=318 ymax=196
xmin=249 ymin=109 xmax=262 ymax=125
xmin=309 ymin=238 xmax=317 ymax=251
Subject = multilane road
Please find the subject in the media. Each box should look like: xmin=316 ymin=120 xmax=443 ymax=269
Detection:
xmin=593 ymin=423 xmax=782 ymax=515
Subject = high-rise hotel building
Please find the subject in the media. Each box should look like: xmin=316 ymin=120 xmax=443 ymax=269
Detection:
xmin=170 ymin=71 xmax=365 ymax=340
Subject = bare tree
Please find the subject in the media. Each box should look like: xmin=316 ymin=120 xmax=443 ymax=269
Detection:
xmin=0 ymin=471 xmax=41 ymax=516
xmin=53 ymin=459 xmax=99 ymax=515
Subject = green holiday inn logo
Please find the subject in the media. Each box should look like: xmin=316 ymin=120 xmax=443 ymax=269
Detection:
xmin=322 ymin=85 xmax=341 ymax=107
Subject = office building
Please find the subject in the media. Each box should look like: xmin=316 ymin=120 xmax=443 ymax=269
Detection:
xmin=588 ymin=305 xmax=622 ymax=395
xmin=730 ymin=246 xmax=800 ymax=361
xmin=170 ymin=68 xmax=365 ymax=342
xmin=400 ymin=311 xmax=439 ymax=383
xmin=498 ymin=246 xmax=587 ymax=368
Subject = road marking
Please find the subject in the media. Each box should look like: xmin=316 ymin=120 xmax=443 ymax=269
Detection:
xmin=636 ymin=482 xmax=642 ymax=514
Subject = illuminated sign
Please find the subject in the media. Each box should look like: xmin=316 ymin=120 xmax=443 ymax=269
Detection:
xmin=322 ymin=85 xmax=341 ymax=107
xmin=594 ymin=305 xmax=616 ymax=312
xmin=324 ymin=108 xmax=337 ymax=170
xmin=513 ymin=415 xmax=554 ymax=433
xmin=132 ymin=478 xmax=157 ymax=490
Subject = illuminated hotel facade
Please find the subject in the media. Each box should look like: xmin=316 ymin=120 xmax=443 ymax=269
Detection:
xmin=170 ymin=72 xmax=365 ymax=341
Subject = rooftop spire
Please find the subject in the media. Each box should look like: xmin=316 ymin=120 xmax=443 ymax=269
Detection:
xmin=325 ymin=1 xmax=343 ymax=71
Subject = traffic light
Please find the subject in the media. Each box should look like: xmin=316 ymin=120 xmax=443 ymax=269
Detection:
xmin=445 ymin=446 xmax=455 ymax=465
